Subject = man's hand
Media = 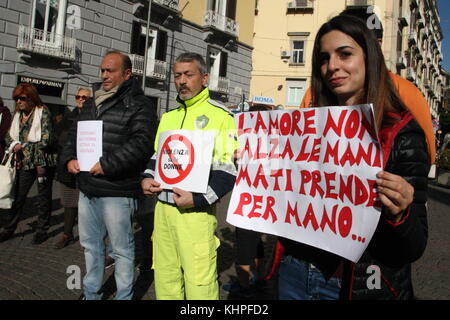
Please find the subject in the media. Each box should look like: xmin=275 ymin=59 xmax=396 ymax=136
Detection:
xmin=67 ymin=160 xmax=80 ymax=174
xmin=141 ymin=178 xmax=163 ymax=196
xmin=89 ymin=161 xmax=104 ymax=176
xmin=172 ymin=187 xmax=194 ymax=209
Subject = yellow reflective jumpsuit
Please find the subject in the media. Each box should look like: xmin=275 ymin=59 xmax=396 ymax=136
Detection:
xmin=144 ymin=88 xmax=238 ymax=299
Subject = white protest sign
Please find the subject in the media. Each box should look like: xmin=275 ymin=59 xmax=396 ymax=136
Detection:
xmin=226 ymin=105 xmax=383 ymax=263
xmin=77 ymin=121 xmax=103 ymax=172
xmin=154 ymin=130 xmax=216 ymax=193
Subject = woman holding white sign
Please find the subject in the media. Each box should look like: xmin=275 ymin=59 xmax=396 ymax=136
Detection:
xmin=275 ymin=15 xmax=429 ymax=300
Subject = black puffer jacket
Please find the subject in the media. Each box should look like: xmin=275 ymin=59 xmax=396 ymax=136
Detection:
xmin=59 ymin=77 xmax=158 ymax=198
xmin=342 ymin=114 xmax=429 ymax=300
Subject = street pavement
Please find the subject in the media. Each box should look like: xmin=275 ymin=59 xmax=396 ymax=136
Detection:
xmin=0 ymin=180 xmax=448 ymax=300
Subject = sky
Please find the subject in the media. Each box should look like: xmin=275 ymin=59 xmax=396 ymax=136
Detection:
xmin=437 ymin=0 xmax=450 ymax=71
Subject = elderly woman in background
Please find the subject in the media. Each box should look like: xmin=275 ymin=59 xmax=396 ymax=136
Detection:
xmin=0 ymin=83 xmax=57 ymax=245
xmin=54 ymin=87 xmax=92 ymax=249
xmin=0 ymin=96 xmax=12 ymax=161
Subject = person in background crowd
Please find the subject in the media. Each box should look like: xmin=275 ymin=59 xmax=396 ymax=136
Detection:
xmin=0 ymin=83 xmax=58 ymax=245
xmin=60 ymin=51 xmax=157 ymax=300
xmin=274 ymin=14 xmax=429 ymax=300
xmin=141 ymin=52 xmax=239 ymax=300
xmin=53 ymin=87 xmax=92 ymax=249
xmin=0 ymin=97 xmax=12 ymax=161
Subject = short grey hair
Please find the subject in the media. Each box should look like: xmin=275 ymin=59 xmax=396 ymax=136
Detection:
xmin=175 ymin=52 xmax=207 ymax=75
xmin=76 ymin=87 xmax=92 ymax=97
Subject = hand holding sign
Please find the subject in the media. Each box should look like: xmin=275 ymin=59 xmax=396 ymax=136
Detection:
xmin=376 ymin=171 xmax=414 ymax=222
xmin=172 ymin=187 xmax=194 ymax=208
xmin=141 ymin=178 xmax=163 ymax=196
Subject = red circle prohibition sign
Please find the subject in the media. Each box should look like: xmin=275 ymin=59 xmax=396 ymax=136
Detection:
xmin=158 ymin=134 xmax=195 ymax=184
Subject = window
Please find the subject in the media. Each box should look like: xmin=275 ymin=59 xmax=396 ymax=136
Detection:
xmin=208 ymin=0 xmax=237 ymax=19
xmin=130 ymin=23 xmax=167 ymax=61
xmin=286 ymin=79 xmax=306 ymax=106
xmin=292 ymin=40 xmax=305 ymax=64
xmin=32 ymin=0 xmax=67 ymax=38
xmin=288 ymin=32 xmax=309 ymax=65
xmin=207 ymin=47 xmax=228 ymax=92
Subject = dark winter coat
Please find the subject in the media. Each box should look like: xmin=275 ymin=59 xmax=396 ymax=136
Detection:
xmin=273 ymin=112 xmax=429 ymax=300
xmin=0 ymin=105 xmax=12 ymax=160
xmin=59 ymin=77 xmax=158 ymax=198
xmin=342 ymin=112 xmax=429 ymax=300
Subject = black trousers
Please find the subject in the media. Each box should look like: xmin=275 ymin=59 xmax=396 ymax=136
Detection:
xmin=3 ymin=167 xmax=55 ymax=234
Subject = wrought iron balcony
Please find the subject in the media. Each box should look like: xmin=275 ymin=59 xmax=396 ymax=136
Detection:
xmin=128 ymin=54 xmax=167 ymax=80
xmin=17 ymin=25 xmax=76 ymax=61
xmin=204 ymin=10 xmax=239 ymax=37
xmin=287 ymin=0 xmax=314 ymax=10
xmin=406 ymin=67 xmax=416 ymax=82
xmin=345 ymin=0 xmax=375 ymax=8
xmin=208 ymin=75 xmax=230 ymax=94
xmin=152 ymin=0 xmax=179 ymax=11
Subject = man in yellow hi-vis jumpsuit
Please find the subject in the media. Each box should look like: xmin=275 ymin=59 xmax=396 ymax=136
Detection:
xmin=141 ymin=52 xmax=238 ymax=300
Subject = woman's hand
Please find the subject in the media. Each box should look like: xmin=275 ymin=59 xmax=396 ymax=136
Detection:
xmin=376 ymin=171 xmax=414 ymax=223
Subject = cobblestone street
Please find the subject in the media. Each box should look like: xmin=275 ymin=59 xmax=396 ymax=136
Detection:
xmin=0 ymin=181 xmax=448 ymax=300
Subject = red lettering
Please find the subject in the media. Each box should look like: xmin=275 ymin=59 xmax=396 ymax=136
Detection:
xmin=323 ymin=109 xmax=348 ymax=137
xmin=338 ymin=206 xmax=352 ymax=238
xmin=262 ymin=196 xmax=277 ymax=223
xmin=270 ymin=169 xmax=283 ymax=191
xmin=285 ymin=201 xmax=302 ymax=226
xmin=319 ymin=204 xmax=338 ymax=234
xmin=303 ymin=109 xmax=317 ymax=135
xmin=280 ymin=113 xmax=291 ymax=136
xmin=308 ymin=138 xmax=322 ymax=162
xmin=255 ymin=137 xmax=267 ymax=159
xmin=299 ymin=170 xmax=311 ymax=195
xmin=268 ymin=113 xmax=279 ymax=135
xmin=281 ymin=139 xmax=295 ymax=160
xmin=248 ymin=195 xmax=263 ymax=218
xmin=285 ymin=169 xmax=293 ymax=191
xmin=310 ymin=170 xmax=324 ymax=198
xmin=236 ymin=165 xmax=252 ymax=186
xmin=339 ymin=175 xmax=354 ymax=203
xmin=269 ymin=138 xmax=280 ymax=159
xmin=252 ymin=164 xmax=269 ymax=189
xmin=324 ymin=172 xmax=338 ymax=199
xmin=291 ymin=110 xmax=302 ymax=136
xmin=340 ymin=142 xmax=356 ymax=166
xmin=303 ymin=203 xmax=319 ymax=231
xmin=254 ymin=112 xmax=267 ymax=133
xmin=354 ymin=175 xmax=368 ymax=206
xmin=295 ymin=136 xmax=310 ymax=161
xmin=344 ymin=110 xmax=360 ymax=139
xmin=323 ymin=140 xmax=339 ymax=165
xmin=355 ymin=142 xmax=373 ymax=166
xmin=233 ymin=192 xmax=252 ymax=216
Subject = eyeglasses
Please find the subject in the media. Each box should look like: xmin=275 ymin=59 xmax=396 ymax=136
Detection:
xmin=75 ymin=95 xmax=88 ymax=101
xmin=14 ymin=96 xmax=28 ymax=102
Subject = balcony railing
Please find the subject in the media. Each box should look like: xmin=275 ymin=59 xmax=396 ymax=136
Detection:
xmin=208 ymin=75 xmax=230 ymax=94
xmin=204 ymin=10 xmax=239 ymax=37
xmin=396 ymin=53 xmax=406 ymax=69
xmin=152 ymin=0 xmax=179 ymax=11
xmin=17 ymin=25 xmax=76 ymax=61
xmin=406 ymin=67 xmax=416 ymax=82
xmin=346 ymin=0 xmax=375 ymax=7
xmin=399 ymin=5 xmax=410 ymax=27
xmin=128 ymin=54 xmax=167 ymax=80
xmin=287 ymin=0 xmax=314 ymax=9
xmin=408 ymin=31 xmax=417 ymax=45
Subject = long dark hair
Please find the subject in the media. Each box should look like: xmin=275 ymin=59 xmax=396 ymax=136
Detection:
xmin=311 ymin=15 xmax=405 ymax=128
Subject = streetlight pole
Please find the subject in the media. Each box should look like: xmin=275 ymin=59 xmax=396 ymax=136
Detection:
xmin=142 ymin=0 xmax=152 ymax=90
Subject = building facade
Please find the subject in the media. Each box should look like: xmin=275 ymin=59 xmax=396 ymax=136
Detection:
xmin=0 ymin=0 xmax=255 ymax=116
xmin=250 ymin=0 xmax=445 ymax=117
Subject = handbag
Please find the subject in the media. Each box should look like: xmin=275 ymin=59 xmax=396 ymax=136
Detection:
xmin=0 ymin=151 xmax=16 ymax=209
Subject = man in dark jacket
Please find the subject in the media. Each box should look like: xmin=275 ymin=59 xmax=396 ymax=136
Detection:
xmin=60 ymin=51 xmax=157 ymax=300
